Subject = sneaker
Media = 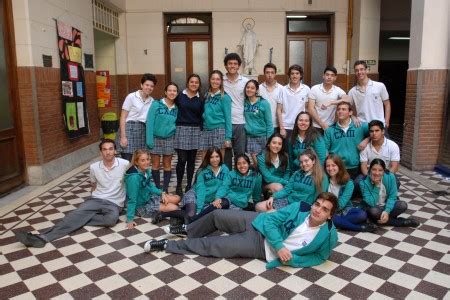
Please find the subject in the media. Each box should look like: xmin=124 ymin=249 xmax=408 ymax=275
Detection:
xmin=360 ymin=223 xmax=377 ymax=233
xmin=403 ymin=218 xmax=420 ymax=227
xmin=164 ymin=224 xmax=187 ymax=237
xmin=170 ymin=217 xmax=184 ymax=227
xmin=144 ymin=239 xmax=168 ymax=253
xmin=151 ymin=211 xmax=163 ymax=224
xmin=15 ymin=232 xmax=47 ymax=248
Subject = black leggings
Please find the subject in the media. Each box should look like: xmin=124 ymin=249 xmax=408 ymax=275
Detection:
xmin=176 ymin=149 xmax=197 ymax=188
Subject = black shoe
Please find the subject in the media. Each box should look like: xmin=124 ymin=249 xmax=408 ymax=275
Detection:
xmin=15 ymin=232 xmax=47 ymax=248
xmin=176 ymin=186 xmax=183 ymax=197
xmin=151 ymin=211 xmax=163 ymax=224
xmin=164 ymin=224 xmax=187 ymax=237
xmin=170 ymin=217 xmax=184 ymax=227
xmin=144 ymin=239 xmax=168 ymax=252
xmin=403 ymin=218 xmax=420 ymax=227
xmin=360 ymin=223 xmax=377 ymax=233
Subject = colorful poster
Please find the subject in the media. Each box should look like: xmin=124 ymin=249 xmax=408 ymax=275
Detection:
xmin=66 ymin=103 xmax=78 ymax=130
xmin=56 ymin=19 xmax=89 ymax=138
xmin=96 ymin=71 xmax=112 ymax=108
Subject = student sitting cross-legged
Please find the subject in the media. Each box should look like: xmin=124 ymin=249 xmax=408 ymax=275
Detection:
xmin=144 ymin=192 xmax=339 ymax=270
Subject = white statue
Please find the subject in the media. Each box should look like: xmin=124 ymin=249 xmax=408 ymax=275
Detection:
xmin=238 ymin=18 xmax=261 ymax=75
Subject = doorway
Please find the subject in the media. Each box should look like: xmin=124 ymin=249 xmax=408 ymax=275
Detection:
xmin=165 ymin=14 xmax=212 ymax=96
xmin=0 ymin=0 xmax=25 ymax=194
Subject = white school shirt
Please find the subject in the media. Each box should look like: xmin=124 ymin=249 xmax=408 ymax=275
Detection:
xmin=264 ymin=215 xmax=322 ymax=262
xmin=309 ymin=84 xmax=346 ymax=128
xmin=223 ymin=74 xmax=249 ymax=124
xmin=278 ymin=83 xmax=310 ymax=130
xmin=348 ymin=80 xmax=389 ymax=125
xmin=259 ymin=82 xmax=283 ymax=127
xmin=122 ymin=91 xmax=153 ymax=123
xmin=360 ymin=138 xmax=400 ymax=167
xmin=90 ymin=157 xmax=129 ymax=207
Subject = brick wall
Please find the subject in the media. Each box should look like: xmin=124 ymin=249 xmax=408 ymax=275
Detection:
xmin=18 ymin=67 xmax=101 ymax=166
xmin=402 ymin=69 xmax=448 ymax=170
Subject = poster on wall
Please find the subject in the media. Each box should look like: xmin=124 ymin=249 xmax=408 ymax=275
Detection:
xmin=96 ymin=71 xmax=112 ymax=108
xmin=56 ymin=20 xmax=89 ymax=138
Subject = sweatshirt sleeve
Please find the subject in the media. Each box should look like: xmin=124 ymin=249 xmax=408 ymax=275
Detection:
xmin=324 ymin=128 xmax=332 ymax=151
xmin=359 ymin=178 xmax=376 ymax=207
xmin=252 ymin=173 xmax=263 ymax=203
xmin=222 ymin=94 xmax=232 ymax=141
xmin=273 ymin=172 xmax=295 ymax=200
xmin=215 ymin=172 xmax=232 ymax=199
xmin=264 ymin=101 xmax=274 ymax=138
xmin=194 ymin=170 xmax=206 ymax=213
xmin=257 ymin=154 xmax=280 ymax=184
xmin=338 ymin=180 xmax=354 ymax=210
xmin=384 ymin=173 xmax=398 ymax=214
xmin=261 ymin=203 xmax=295 ymax=251
xmin=313 ymin=136 xmax=327 ymax=166
xmin=146 ymin=102 xmax=157 ymax=149
xmin=288 ymin=141 xmax=298 ymax=172
xmin=125 ymin=175 xmax=140 ymax=222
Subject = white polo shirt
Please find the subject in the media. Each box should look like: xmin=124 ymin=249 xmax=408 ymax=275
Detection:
xmin=122 ymin=91 xmax=153 ymax=123
xmin=348 ymin=80 xmax=389 ymax=124
xmin=90 ymin=157 xmax=129 ymax=207
xmin=359 ymin=138 xmax=400 ymax=167
xmin=309 ymin=84 xmax=346 ymax=128
xmin=278 ymin=83 xmax=310 ymax=130
xmin=224 ymin=74 xmax=249 ymax=124
xmin=259 ymin=82 xmax=283 ymax=127
xmin=264 ymin=215 xmax=322 ymax=262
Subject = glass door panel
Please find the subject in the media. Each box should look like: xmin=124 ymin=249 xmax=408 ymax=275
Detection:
xmin=169 ymin=41 xmax=187 ymax=91
xmin=310 ymin=40 xmax=328 ymax=85
xmin=192 ymin=41 xmax=209 ymax=96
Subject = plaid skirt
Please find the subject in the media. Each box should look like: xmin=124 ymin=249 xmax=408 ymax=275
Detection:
xmin=150 ymin=136 xmax=175 ymax=155
xmin=174 ymin=126 xmax=201 ymax=150
xmin=181 ymin=189 xmax=197 ymax=206
xmin=246 ymin=136 xmax=267 ymax=154
xmin=136 ymin=195 xmax=161 ymax=217
xmin=200 ymin=128 xmax=226 ymax=150
xmin=273 ymin=198 xmax=289 ymax=210
xmin=119 ymin=121 xmax=146 ymax=154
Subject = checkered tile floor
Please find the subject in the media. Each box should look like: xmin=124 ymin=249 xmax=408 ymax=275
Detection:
xmin=1 ymin=163 xmax=449 ymax=299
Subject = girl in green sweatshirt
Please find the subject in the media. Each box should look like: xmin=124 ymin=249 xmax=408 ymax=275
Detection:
xmin=288 ymin=112 xmax=327 ymax=172
xmin=215 ymin=154 xmax=262 ymax=210
xmin=243 ymin=79 xmax=274 ymax=165
xmin=146 ymin=82 xmax=179 ymax=192
xmin=124 ymin=150 xmax=180 ymax=229
xmin=259 ymin=149 xmax=328 ymax=212
xmin=359 ymin=159 xmax=419 ymax=227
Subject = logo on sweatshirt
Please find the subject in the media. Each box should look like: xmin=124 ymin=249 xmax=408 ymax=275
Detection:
xmin=333 ymin=129 xmax=355 ymax=139
xmin=231 ymin=177 xmax=254 ymax=189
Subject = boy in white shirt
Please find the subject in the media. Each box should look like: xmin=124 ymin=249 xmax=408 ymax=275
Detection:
xmin=259 ymin=63 xmax=283 ymax=130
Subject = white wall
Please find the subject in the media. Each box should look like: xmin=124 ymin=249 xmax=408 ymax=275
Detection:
xmin=94 ymin=31 xmax=116 ymax=74
xmin=13 ymin=0 xmax=95 ymax=68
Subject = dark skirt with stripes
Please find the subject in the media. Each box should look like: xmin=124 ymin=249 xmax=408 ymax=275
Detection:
xmin=150 ymin=136 xmax=175 ymax=155
xmin=200 ymin=128 xmax=226 ymax=150
xmin=174 ymin=126 xmax=201 ymax=150
xmin=246 ymin=136 xmax=267 ymax=155
xmin=119 ymin=121 xmax=146 ymax=154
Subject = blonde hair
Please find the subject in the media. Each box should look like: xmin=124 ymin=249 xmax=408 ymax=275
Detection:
xmin=300 ymin=149 xmax=324 ymax=193
xmin=128 ymin=149 xmax=150 ymax=171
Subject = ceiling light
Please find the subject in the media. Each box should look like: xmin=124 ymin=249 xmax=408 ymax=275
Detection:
xmin=388 ymin=37 xmax=410 ymax=40
xmin=288 ymin=15 xmax=308 ymax=19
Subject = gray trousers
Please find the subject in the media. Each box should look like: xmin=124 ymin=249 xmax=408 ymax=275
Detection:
xmin=166 ymin=210 xmax=266 ymax=259
xmin=41 ymin=197 xmax=121 ymax=242
xmin=232 ymin=124 xmax=246 ymax=156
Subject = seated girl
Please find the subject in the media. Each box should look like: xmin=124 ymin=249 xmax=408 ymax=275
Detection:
xmin=125 ymin=149 xmax=181 ymax=229
xmin=256 ymin=133 xmax=290 ymax=195
xmin=325 ymin=154 xmax=375 ymax=232
xmin=359 ymin=159 xmax=419 ymax=227
xmin=258 ymin=149 xmax=328 ymax=212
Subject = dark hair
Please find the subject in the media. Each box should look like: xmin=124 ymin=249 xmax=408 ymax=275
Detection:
xmin=264 ymin=133 xmax=288 ymax=172
xmin=368 ymin=119 xmax=385 ymax=131
xmin=164 ymin=81 xmax=179 ymax=92
xmin=234 ymin=153 xmax=254 ymax=175
xmin=300 ymin=149 xmax=324 ymax=193
xmin=199 ymin=147 xmax=223 ymax=170
xmin=244 ymin=79 xmax=259 ymax=98
xmin=324 ymin=66 xmax=337 ymax=75
xmin=208 ymin=70 xmax=225 ymax=96
xmin=325 ymin=154 xmax=350 ymax=185
xmin=336 ymin=101 xmax=352 ymax=111
xmin=288 ymin=64 xmax=304 ymax=77
xmin=99 ymin=138 xmax=116 ymax=150
xmin=224 ymin=53 xmax=242 ymax=66
xmin=141 ymin=73 xmax=157 ymax=85
xmin=263 ymin=62 xmax=277 ymax=73
xmin=369 ymin=158 xmax=386 ymax=171
xmin=315 ymin=192 xmax=339 ymax=216
xmin=290 ymin=111 xmax=321 ymax=146
xmin=186 ymin=73 xmax=202 ymax=93
xmin=354 ymin=60 xmax=368 ymax=69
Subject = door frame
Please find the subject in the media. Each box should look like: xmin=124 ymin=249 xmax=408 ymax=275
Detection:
xmin=0 ymin=0 xmax=25 ymax=194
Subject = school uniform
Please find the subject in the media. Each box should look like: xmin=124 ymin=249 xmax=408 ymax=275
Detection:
xmin=146 ymin=99 xmax=178 ymax=155
xmin=259 ymin=82 xmax=283 ymax=129
xmin=309 ymin=84 xmax=346 ymax=129
xmin=348 ymin=80 xmax=389 ymax=125
xmin=216 ymin=169 xmax=262 ymax=209
xmin=288 ymin=135 xmax=327 ymax=172
xmin=256 ymin=151 xmax=290 ymax=185
xmin=244 ymin=97 xmax=273 ymax=154
xmin=174 ymin=90 xmax=204 ymax=150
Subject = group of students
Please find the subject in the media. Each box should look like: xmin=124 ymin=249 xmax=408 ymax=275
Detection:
xmin=15 ymin=53 xmax=420 ymax=269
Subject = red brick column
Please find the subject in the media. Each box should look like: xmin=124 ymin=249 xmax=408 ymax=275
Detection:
xmin=402 ymin=69 xmax=448 ymax=170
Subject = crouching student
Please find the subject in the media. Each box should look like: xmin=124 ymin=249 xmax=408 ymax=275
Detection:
xmin=125 ymin=149 xmax=181 ymax=228
xmin=359 ymin=159 xmax=419 ymax=227
xmin=144 ymin=192 xmax=339 ymax=270
xmin=257 ymin=149 xmax=328 ymax=212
